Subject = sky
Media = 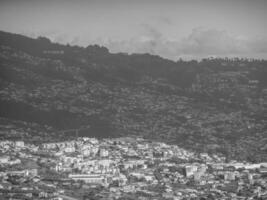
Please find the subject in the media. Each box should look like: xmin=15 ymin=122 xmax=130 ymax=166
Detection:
xmin=0 ymin=0 xmax=267 ymax=60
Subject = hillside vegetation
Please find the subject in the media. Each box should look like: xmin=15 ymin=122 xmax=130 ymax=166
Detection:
xmin=0 ymin=31 xmax=266 ymax=162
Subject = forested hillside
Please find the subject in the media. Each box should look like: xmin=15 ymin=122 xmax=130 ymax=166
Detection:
xmin=0 ymin=31 xmax=266 ymax=162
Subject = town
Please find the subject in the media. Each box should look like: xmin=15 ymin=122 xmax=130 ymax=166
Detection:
xmin=0 ymin=138 xmax=266 ymax=200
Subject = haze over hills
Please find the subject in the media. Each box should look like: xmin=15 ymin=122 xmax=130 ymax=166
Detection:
xmin=0 ymin=30 xmax=266 ymax=162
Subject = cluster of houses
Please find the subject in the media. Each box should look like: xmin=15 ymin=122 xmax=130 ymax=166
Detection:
xmin=0 ymin=138 xmax=267 ymax=199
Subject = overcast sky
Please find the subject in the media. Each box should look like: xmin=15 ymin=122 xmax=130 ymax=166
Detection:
xmin=0 ymin=0 xmax=267 ymax=60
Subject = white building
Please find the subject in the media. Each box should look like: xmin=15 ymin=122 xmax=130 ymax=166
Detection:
xmin=185 ymin=165 xmax=198 ymax=177
xmin=0 ymin=156 xmax=9 ymax=164
xmin=99 ymin=149 xmax=109 ymax=157
xmin=64 ymin=146 xmax=75 ymax=153
xmin=15 ymin=141 xmax=24 ymax=148
xmin=42 ymin=143 xmax=57 ymax=149
xmin=68 ymin=174 xmax=107 ymax=185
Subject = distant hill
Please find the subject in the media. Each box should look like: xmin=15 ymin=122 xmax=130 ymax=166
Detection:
xmin=0 ymin=30 xmax=266 ymax=162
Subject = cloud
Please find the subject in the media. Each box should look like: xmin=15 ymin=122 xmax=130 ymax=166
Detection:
xmin=103 ymin=24 xmax=178 ymax=58
xmin=155 ymin=16 xmax=173 ymax=25
xmin=103 ymin=27 xmax=267 ymax=60
xmin=179 ymin=28 xmax=245 ymax=55
xmin=179 ymin=27 xmax=267 ymax=57
xmin=140 ymin=24 xmax=163 ymax=40
xmin=36 ymin=26 xmax=267 ymax=60
xmin=247 ymin=37 xmax=267 ymax=53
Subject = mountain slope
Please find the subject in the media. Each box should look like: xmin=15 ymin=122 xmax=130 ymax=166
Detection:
xmin=0 ymin=30 xmax=266 ymax=162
